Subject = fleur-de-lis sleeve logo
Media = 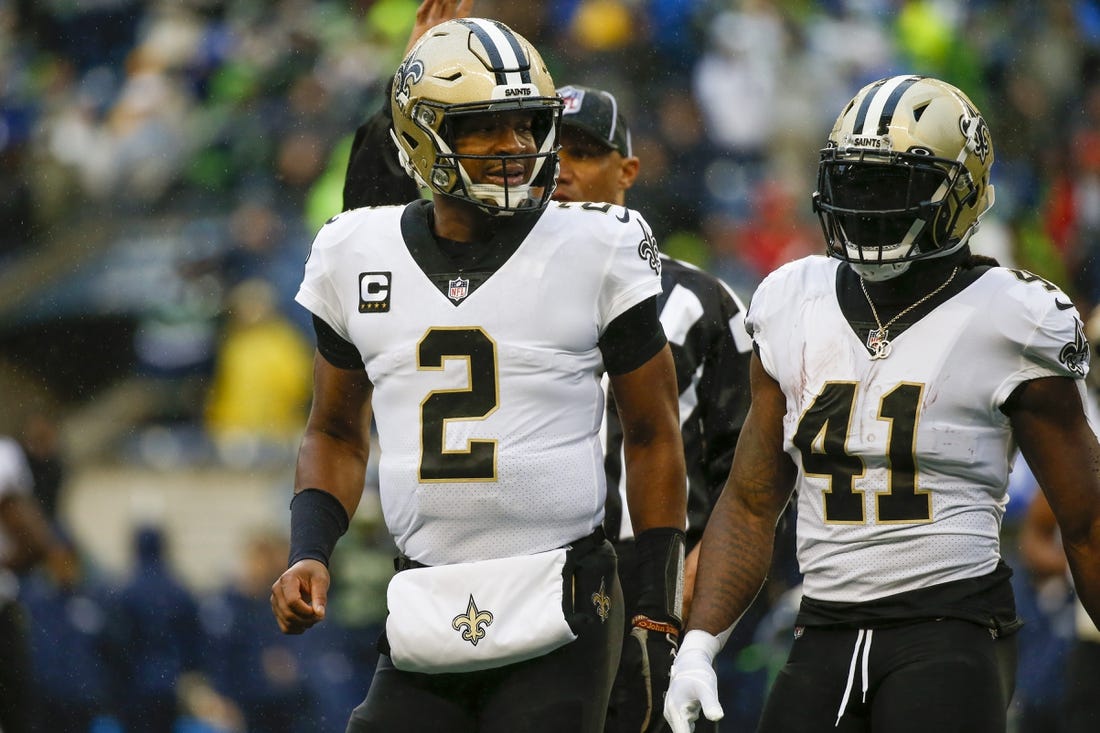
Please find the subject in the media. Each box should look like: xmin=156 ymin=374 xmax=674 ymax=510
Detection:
xmin=452 ymin=595 xmax=494 ymax=646
xmin=591 ymin=577 xmax=611 ymax=623
xmin=636 ymin=220 xmax=661 ymax=276
xmin=1060 ymin=318 xmax=1090 ymax=377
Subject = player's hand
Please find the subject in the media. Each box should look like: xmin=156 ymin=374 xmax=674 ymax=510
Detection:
xmin=663 ymin=632 xmax=724 ymax=733
xmin=406 ymin=0 xmax=475 ymax=55
xmin=607 ymin=615 xmax=679 ymax=733
xmin=270 ymin=559 xmax=331 ymax=634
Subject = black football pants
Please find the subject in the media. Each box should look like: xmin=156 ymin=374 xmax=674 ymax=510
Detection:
xmin=0 ymin=601 xmax=30 ymax=733
xmin=756 ymin=618 xmax=1017 ymax=733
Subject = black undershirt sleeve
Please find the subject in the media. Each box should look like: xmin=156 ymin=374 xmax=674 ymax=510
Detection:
xmin=312 ymin=314 xmax=364 ymax=370
xmin=599 ymin=295 xmax=667 ymax=375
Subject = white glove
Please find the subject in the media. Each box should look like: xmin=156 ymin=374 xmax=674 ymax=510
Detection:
xmin=663 ymin=630 xmax=725 ymax=733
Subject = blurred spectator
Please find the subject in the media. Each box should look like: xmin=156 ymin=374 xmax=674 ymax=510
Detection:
xmin=725 ymin=179 xmax=818 ymax=285
xmin=692 ymin=2 xmax=786 ymax=221
xmin=132 ymin=247 xmax=222 ymax=385
xmin=565 ymin=0 xmax=634 ymax=53
xmin=7 ymin=1 xmax=1100 ymax=318
xmin=200 ymin=528 xmax=315 ymax=733
xmin=173 ymin=671 xmax=246 ymax=733
xmin=799 ymin=2 xmax=896 ymax=95
xmin=0 ymin=436 xmax=62 ymax=733
xmin=23 ymin=0 xmax=144 ymax=74
xmin=1011 ymin=477 xmax=1077 ymax=733
xmin=1017 ymin=485 xmax=1100 ymax=733
xmin=21 ymin=529 xmax=113 ymax=733
xmin=203 ymin=278 xmax=313 ymax=467
xmin=17 ymin=411 xmax=68 ymax=522
xmin=1054 ymin=81 xmax=1100 ymax=307
xmin=219 ymin=191 xmax=314 ymax=332
xmin=104 ymin=39 xmax=196 ymax=206
xmin=105 ymin=525 xmax=204 ymax=733
xmin=0 ymin=108 xmax=36 ymax=260
xmin=627 ymin=87 xmax=714 ymax=244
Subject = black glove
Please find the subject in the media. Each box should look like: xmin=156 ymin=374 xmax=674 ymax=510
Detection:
xmin=606 ymin=615 xmax=680 ymax=732
xmin=606 ymin=527 xmax=685 ymax=733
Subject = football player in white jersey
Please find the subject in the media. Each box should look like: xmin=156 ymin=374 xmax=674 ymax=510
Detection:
xmin=269 ymin=14 xmax=687 ymax=733
xmin=665 ymin=75 xmax=1100 ymax=733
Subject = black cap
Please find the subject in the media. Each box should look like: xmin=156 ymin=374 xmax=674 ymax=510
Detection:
xmin=557 ymin=85 xmax=632 ymax=157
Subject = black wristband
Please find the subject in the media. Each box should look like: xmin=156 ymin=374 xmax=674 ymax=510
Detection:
xmin=632 ymin=527 xmax=686 ymax=626
xmin=288 ymin=489 xmax=350 ymax=568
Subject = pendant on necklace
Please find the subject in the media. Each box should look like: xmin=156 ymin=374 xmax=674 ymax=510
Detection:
xmin=867 ymin=328 xmax=892 ymax=360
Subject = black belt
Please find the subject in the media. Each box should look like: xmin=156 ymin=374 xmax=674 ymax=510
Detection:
xmin=393 ymin=554 xmax=428 ymax=572
xmin=393 ymin=526 xmax=607 ymax=573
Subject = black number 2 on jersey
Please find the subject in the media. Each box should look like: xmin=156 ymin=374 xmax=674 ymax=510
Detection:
xmin=417 ymin=327 xmax=499 ymax=482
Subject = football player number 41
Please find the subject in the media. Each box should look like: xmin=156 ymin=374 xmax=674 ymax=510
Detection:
xmin=417 ymin=327 xmax=500 ymax=482
xmin=793 ymin=381 xmax=930 ymax=524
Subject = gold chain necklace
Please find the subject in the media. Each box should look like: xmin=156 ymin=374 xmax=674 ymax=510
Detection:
xmin=859 ymin=266 xmax=958 ymax=360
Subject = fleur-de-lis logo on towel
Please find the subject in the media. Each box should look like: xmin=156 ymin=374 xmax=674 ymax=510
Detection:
xmin=591 ymin=577 xmax=611 ymax=623
xmin=452 ymin=594 xmax=494 ymax=646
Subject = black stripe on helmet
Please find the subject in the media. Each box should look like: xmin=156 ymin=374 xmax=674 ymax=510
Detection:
xmin=851 ymin=76 xmax=922 ymax=136
xmin=491 ymin=21 xmax=532 ymax=84
xmin=459 ymin=19 xmax=532 ymax=85
xmin=874 ymin=76 xmax=921 ymax=133
xmin=851 ymin=78 xmax=888 ymax=134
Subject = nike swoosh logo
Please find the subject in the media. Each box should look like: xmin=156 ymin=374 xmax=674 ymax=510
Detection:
xmin=1055 ymin=299 xmax=1074 ymax=310
xmin=617 ymin=208 xmax=630 ymax=223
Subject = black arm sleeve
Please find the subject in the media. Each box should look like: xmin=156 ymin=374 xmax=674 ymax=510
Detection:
xmin=599 ymin=295 xmax=667 ymax=375
xmin=342 ymin=79 xmax=421 ymax=211
xmin=312 ymin=314 xmax=364 ymax=370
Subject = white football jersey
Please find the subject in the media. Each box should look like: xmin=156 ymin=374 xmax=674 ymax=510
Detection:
xmin=0 ymin=437 xmax=33 ymax=602
xmin=297 ymin=202 xmax=663 ymax=565
xmin=747 ymin=255 xmax=1090 ymax=603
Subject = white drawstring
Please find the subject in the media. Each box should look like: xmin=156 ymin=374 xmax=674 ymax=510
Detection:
xmin=861 ymin=629 xmax=873 ymax=703
xmin=835 ymin=629 xmax=864 ymax=727
xmin=835 ymin=628 xmax=873 ymax=726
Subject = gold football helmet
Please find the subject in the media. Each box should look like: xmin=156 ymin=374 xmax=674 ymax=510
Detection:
xmin=812 ymin=75 xmax=995 ymax=280
xmin=390 ymin=18 xmax=562 ymax=214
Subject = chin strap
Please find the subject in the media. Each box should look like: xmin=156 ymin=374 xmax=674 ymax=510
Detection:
xmin=851 ymin=261 xmax=912 ymax=281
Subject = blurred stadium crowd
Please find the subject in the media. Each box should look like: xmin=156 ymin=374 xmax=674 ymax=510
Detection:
xmin=4 ymin=0 xmax=1100 ymax=731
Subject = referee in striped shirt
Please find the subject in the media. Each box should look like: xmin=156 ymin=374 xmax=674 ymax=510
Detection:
xmin=550 ymin=85 xmax=758 ymax=733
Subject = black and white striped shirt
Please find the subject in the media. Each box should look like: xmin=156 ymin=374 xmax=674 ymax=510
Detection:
xmin=603 ymin=255 xmax=752 ymax=549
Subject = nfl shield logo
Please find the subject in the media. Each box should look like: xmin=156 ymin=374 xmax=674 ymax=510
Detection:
xmin=448 ymin=276 xmax=469 ymax=302
xmin=559 ymin=85 xmax=585 ymax=115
